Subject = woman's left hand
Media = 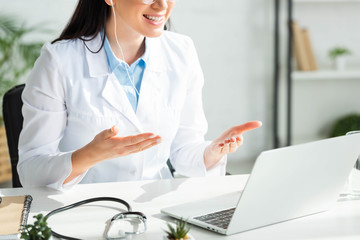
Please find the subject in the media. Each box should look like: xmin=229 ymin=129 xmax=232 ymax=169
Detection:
xmin=204 ymin=121 xmax=262 ymax=169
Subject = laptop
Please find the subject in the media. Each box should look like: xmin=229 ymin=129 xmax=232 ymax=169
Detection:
xmin=161 ymin=134 xmax=360 ymax=235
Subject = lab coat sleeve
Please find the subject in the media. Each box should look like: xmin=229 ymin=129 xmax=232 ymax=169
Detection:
xmin=169 ymin=38 xmax=227 ymax=177
xmin=18 ymin=43 xmax=85 ymax=191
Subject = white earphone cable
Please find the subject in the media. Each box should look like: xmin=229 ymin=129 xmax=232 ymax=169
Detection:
xmin=111 ymin=3 xmax=140 ymax=97
xmin=110 ymin=1 xmax=164 ymax=180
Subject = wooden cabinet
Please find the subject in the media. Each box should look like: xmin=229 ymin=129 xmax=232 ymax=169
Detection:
xmin=0 ymin=127 xmax=11 ymax=184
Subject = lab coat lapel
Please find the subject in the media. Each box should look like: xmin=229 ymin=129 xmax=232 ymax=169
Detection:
xmin=84 ymin=33 xmax=143 ymax=132
xmin=136 ymin=70 xmax=160 ymax=125
xmin=84 ymin=34 xmax=108 ymax=78
xmin=102 ymin=75 xmax=144 ymax=132
xmin=136 ymin=37 xmax=171 ymax=127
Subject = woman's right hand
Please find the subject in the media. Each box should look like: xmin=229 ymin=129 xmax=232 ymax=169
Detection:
xmin=64 ymin=125 xmax=162 ymax=183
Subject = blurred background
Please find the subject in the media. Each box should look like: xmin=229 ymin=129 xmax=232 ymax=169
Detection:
xmin=0 ymin=0 xmax=359 ymax=187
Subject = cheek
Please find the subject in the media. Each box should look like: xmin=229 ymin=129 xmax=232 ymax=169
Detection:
xmin=166 ymin=6 xmax=175 ymax=20
xmin=118 ymin=4 xmax=145 ymax=21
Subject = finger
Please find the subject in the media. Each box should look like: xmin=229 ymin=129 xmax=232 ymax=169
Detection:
xmin=218 ymin=143 xmax=225 ymax=154
xmin=231 ymin=121 xmax=262 ymax=136
xmin=126 ymin=136 xmax=162 ymax=153
xmin=136 ymin=141 xmax=159 ymax=153
xmin=122 ymin=132 xmax=157 ymax=146
xmin=222 ymin=139 xmax=230 ymax=153
xmin=236 ymin=136 xmax=244 ymax=147
xmin=229 ymin=137 xmax=237 ymax=152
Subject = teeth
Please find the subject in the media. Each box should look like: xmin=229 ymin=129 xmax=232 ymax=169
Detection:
xmin=144 ymin=15 xmax=163 ymax=22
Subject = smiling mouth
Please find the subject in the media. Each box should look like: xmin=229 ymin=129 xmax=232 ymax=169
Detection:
xmin=143 ymin=14 xmax=164 ymax=22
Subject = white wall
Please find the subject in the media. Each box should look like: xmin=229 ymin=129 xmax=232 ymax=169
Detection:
xmin=0 ymin=0 xmax=76 ymax=42
xmin=0 ymin=0 xmax=274 ymax=173
xmin=171 ymin=0 xmax=273 ymax=172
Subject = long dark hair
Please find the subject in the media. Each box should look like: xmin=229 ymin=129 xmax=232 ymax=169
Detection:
xmin=52 ymin=0 xmax=170 ymax=52
xmin=52 ymin=0 xmax=109 ymax=45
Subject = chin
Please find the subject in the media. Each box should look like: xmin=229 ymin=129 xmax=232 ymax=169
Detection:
xmin=144 ymin=29 xmax=165 ymax=38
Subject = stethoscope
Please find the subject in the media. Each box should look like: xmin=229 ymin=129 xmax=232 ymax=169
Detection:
xmin=45 ymin=197 xmax=147 ymax=240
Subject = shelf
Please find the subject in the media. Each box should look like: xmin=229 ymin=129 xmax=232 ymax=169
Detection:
xmin=292 ymin=70 xmax=360 ymax=81
xmin=294 ymin=0 xmax=360 ymax=3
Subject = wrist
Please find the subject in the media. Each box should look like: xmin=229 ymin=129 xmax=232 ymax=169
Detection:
xmin=72 ymin=144 xmax=100 ymax=172
xmin=64 ymin=144 xmax=101 ymax=184
xmin=204 ymin=145 xmax=225 ymax=170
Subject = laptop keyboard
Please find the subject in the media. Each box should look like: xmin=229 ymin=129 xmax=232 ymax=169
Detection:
xmin=194 ymin=208 xmax=235 ymax=230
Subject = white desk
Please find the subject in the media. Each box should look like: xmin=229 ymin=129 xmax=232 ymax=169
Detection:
xmin=1 ymin=175 xmax=360 ymax=240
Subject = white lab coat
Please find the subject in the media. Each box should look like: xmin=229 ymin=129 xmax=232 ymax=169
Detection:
xmin=18 ymin=31 xmax=227 ymax=190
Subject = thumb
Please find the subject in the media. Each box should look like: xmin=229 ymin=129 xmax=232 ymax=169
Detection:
xmin=102 ymin=125 xmax=119 ymax=139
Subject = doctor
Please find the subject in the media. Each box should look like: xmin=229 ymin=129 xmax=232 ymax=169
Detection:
xmin=18 ymin=0 xmax=262 ymax=190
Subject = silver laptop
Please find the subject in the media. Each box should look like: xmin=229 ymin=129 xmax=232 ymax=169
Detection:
xmin=161 ymin=134 xmax=360 ymax=235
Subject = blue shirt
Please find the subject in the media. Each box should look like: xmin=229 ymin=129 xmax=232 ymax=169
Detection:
xmin=103 ymin=35 xmax=147 ymax=113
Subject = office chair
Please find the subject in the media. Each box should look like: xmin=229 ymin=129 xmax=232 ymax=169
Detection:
xmin=3 ymin=84 xmax=25 ymax=188
xmin=166 ymin=159 xmax=175 ymax=177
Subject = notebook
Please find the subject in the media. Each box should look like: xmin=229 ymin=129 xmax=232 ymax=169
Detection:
xmin=161 ymin=134 xmax=360 ymax=235
xmin=0 ymin=195 xmax=33 ymax=239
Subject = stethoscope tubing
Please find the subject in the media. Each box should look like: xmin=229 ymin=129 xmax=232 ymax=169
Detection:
xmin=45 ymin=196 xmax=138 ymax=240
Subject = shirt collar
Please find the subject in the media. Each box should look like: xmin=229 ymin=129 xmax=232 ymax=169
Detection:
xmin=85 ymin=32 xmax=170 ymax=78
xmin=103 ymin=33 xmax=148 ymax=73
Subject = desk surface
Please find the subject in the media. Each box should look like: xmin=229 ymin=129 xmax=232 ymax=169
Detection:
xmin=1 ymin=175 xmax=360 ymax=240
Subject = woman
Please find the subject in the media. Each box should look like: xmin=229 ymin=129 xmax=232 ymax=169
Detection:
xmin=18 ymin=0 xmax=261 ymax=190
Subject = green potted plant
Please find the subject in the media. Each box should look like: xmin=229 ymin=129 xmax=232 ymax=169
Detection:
xmin=0 ymin=14 xmax=45 ymax=184
xmin=163 ymin=219 xmax=194 ymax=240
xmin=329 ymin=113 xmax=360 ymax=137
xmin=20 ymin=214 xmax=52 ymax=240
xmin=0 ymin=15 xmax=45 ymax=101
xmin=328 ymin=46 xmax=352 ymax=71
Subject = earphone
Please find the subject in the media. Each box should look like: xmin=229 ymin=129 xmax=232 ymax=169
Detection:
xmin=109 ymin=0 xmax=140 ymax=97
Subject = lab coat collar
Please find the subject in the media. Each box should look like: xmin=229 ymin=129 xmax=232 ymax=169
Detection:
xmin=84 ymin=33 xmax=171 ymax=78
xmin=145 ymin=36 xmax=172 ymax=72
xmin=84 ymin=34 xmax=110 ymax=78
